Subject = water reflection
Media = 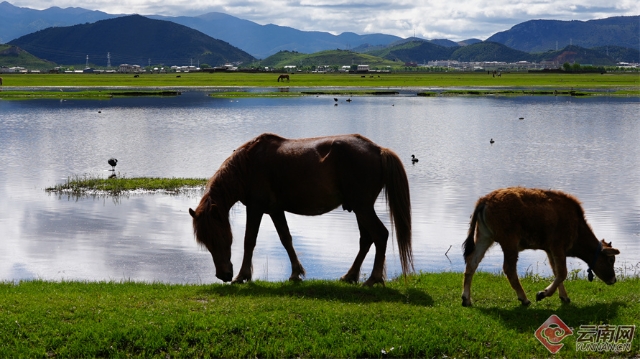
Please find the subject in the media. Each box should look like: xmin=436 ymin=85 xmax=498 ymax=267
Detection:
xmin=1 ymin=92 xmax=638 ymax=283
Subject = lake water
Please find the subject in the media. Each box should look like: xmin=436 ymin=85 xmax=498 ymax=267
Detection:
xmin=1 ymin=90 xmax=639 ymax=284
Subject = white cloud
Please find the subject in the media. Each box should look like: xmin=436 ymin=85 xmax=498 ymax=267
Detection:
xmin=9 ymin=0 xmax=640 ymax=40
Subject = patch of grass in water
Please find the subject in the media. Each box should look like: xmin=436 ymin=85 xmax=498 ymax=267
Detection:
xmin=46 ymin=174 xmax=207 ymax=196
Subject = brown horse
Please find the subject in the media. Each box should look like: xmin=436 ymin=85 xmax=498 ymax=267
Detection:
xmin=189 ymin=133 xmax=413 ymax=286
xmin=0 ymin=77 xmax=3 ymax=86
xmin=462 ymin=187 xmax=619 ymax=306
xmin=277 ymin=74 xmax=290 ymax=82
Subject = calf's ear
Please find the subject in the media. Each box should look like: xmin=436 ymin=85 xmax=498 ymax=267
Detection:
xmin=603 ymin=248 xmax=620 ymax=256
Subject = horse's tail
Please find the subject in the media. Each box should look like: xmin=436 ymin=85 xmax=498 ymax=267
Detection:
xmin=381 ymin=148 xmax=413 ymax=276
xmin=463 ymin=201 xmax=484 ymax=262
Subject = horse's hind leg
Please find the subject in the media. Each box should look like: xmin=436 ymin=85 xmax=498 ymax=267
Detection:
xmin=340 ymin=218 xmax=374 ymax=284
xmin=270 ymin=210 xmax=305 ymax=281
xmin=352 ymin=208 xmax=389 ymax=287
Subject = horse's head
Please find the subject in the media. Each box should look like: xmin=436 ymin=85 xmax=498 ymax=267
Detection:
xmin=591 ymin=239 xmax=620 ymax=285
xmin=189 ymin=196 xmax=233 ymax=282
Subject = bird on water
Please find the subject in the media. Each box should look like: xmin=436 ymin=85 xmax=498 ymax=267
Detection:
xmin=411 ymin=155 xmax=419 ymax=163
xmin=490 ymin=138 xmax=495 ymax=144
xmin=108 ymin=158 xmax=118 ymax=171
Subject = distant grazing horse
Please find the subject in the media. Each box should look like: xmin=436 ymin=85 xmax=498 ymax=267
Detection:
xmin=0 ymin=77 xmax=3 ymax=86
xmin=189 ymin=133 xmax=413 ymax=286
xmin=277 ymin=74 xmax=290 ymax=82
xmin=462 ymin=187 xmax=619 ymax=306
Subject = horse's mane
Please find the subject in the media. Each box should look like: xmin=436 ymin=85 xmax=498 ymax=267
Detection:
xmin=204 ymin=136 xmax=266 ymax=208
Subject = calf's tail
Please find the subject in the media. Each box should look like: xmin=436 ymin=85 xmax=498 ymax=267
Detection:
xmin=463 ymin=201 xmax=485 ymax=262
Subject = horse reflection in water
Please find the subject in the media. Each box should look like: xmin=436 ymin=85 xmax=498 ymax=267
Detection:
xmin=189 ymin=133 xmax=413 ymax=286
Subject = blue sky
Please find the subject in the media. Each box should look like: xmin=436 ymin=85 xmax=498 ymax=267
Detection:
xmin=9 ymin=0 xmax=640 ymax=41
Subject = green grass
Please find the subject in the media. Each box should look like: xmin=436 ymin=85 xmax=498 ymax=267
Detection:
xmin=1 ymin=273 xmax=638 ymax=358
xmin=0 ymin=90 xmax=181 ymax=99
xmin=1 ymin=72 xmax=638 ymax=91
xmin=46 ymin=175 xmax=207 ymax=196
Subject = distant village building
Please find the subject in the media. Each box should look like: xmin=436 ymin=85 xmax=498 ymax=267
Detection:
xmin=357 ymin=64 xmax=370 ymax=72
xmin=0 ymin=66 xmax=26 ymax=73
xmin=118 ymin=64 xmax=143 ymax=73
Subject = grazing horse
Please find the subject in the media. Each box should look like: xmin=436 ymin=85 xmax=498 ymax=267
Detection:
xmin=189 ymin=133 xmax=413 ymax=286
xmin=0 ymin=77 xmax=3 ymax=87
xmin=462 ymin=187 xmax=619 ymax=306
xmin=277 ymin=74 xmax=290 ymax=82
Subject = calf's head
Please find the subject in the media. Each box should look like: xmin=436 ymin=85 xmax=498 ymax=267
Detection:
xmin=590 ymin=240 xmax=620 ymax=285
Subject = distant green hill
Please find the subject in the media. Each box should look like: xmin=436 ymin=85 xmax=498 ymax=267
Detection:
xmin=0 ymin=44 xmax=55 ymax=69
xmin=531 ymin=45 xmax=618 ymax=66
xmin=590 ymin=46 xmax=640 ymax=63
xmin=368 ymin=41 xmax=458 ymax=63
xmin=450 ymin=42 xmax=533 ymax=62
xmin=255 ymin=50 xmax=397 ymax=69
xmin=8 ymin=14 xmax=255 ymax=67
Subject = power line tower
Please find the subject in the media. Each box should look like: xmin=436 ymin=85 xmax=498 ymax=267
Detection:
xmin=107 ymin=52 xmax=111 ymax=68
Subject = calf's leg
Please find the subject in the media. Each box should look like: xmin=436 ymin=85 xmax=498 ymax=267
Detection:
xmin=501 ymin=243 xmax=531 ymax=306
xmin=461 ymin=226 xmax=493 ymax=307
xmin=536 ymin=251 xmax=568 ymax=302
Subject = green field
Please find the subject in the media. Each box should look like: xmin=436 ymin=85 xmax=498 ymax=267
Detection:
xmin=1 ymin=72 xmax=638 ymax=92
xmin=1 ymin=273 xmax=638 ymax=358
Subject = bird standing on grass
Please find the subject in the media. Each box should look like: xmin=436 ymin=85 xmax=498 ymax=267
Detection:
xmin=108 ymin=158 xmax=118 ymax=171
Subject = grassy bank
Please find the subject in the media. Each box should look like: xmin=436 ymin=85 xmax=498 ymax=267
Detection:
xmin=0 ymin=90 xmax=181 ymax=99
xmin=1 ymin=72 xmax=638 ymax=91
xmin=46 ymin=175 xmax=207 ymax=196
xmin=1 ymin=273 xmax=638 ymax=358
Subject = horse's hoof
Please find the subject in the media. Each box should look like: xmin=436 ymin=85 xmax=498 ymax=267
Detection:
xmin=339 ymin=274 xmax=358 ymax=284
xmin=461 ymin=296 xmax=472 ymax=307
xmin=536 ymin=291 xmax=546 ymax=302
xmin=560 ymin=296 xmax=571 ymax=304
xmin=288 ymin=276 xmax=303 ymax=282
xmin=363 ymin=278 xmax=385 ymax=287
xmin=231 ymin=276 xmax=250 ymax=284
xmin=520 ymin=299 xmax=532 ymax=306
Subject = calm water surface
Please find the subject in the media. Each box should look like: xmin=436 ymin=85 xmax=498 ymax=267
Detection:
xmin=1 ymin=91 xmax=639 ymax=283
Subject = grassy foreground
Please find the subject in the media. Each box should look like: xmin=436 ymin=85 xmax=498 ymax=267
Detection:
xmin=1 ymin=72 xmax=638 ymax=91
xmin=46 ymin=175 xmax=207 ymax=196
xmin=1 ymin=273 xmax=638 ymax=358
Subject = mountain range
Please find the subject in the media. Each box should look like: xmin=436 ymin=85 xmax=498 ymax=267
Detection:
xmin=3 ymin=1 xmax=636 ymax=60
xmin=8 ymin=15 xmax=255 ymax=67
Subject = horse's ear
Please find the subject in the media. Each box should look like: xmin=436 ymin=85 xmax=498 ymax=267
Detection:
xmin=189 ymin=208 xmax=196 ymax=218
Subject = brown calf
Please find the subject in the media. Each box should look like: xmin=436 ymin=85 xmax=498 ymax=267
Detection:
xmin=462 ymin=187 xmax=620 ymax=306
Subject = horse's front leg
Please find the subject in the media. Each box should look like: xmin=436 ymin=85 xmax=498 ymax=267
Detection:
xmin=270 ymin=210 xmax=305 ymax=281
xmin=232 ymin=207 xmax=263 ymax=284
